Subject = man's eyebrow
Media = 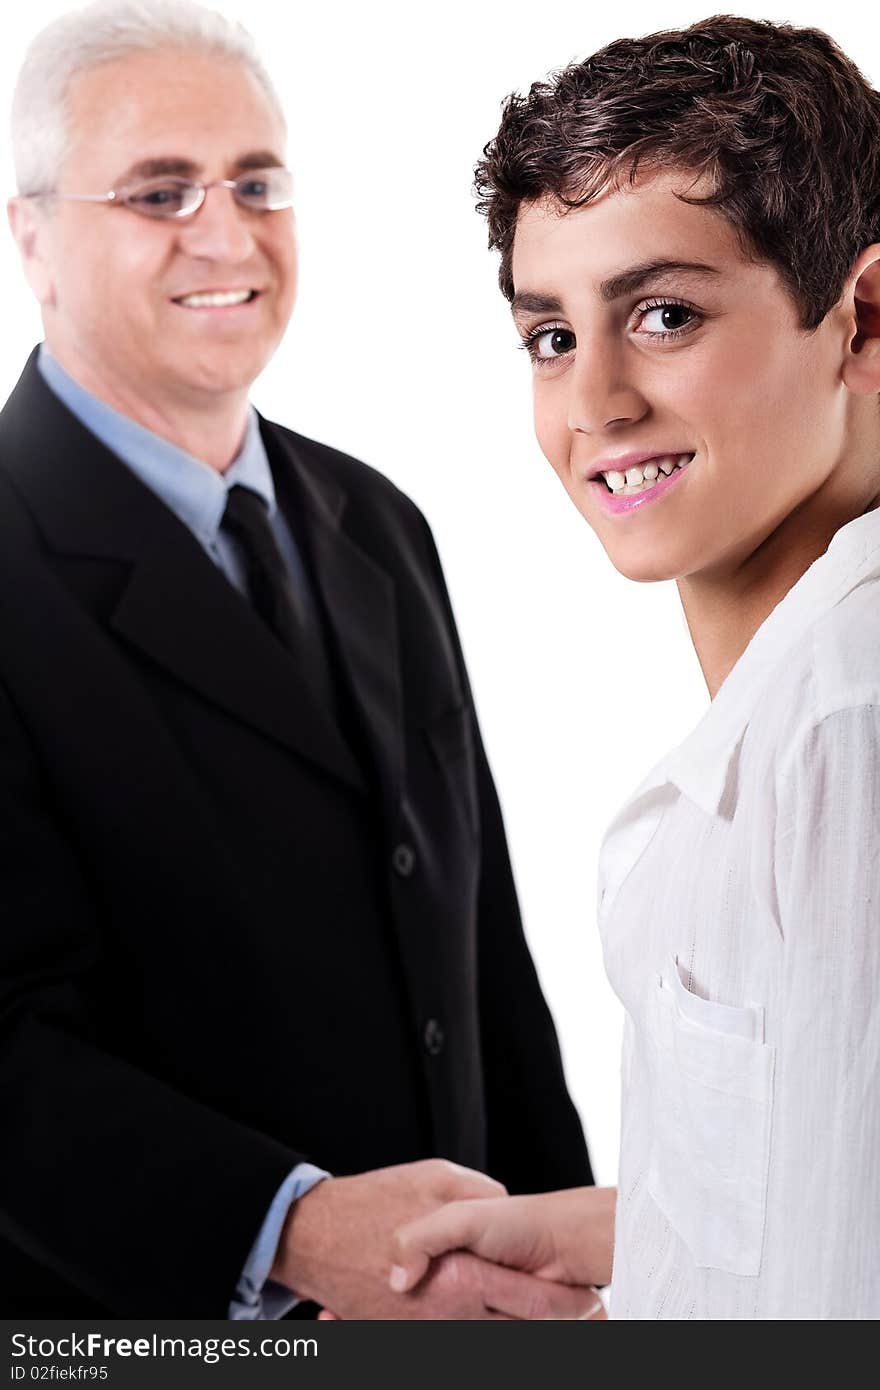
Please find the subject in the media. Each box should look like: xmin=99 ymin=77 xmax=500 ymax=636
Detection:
xmin=511 ymin=260 xmax=722 ymax=319
xmin=113 ymin=151 xmax=284 ymax=184
xmin=114 ymin=156 xmax=198 ymax=183
xmin=231 ymin=150 xmax=285 ymax=172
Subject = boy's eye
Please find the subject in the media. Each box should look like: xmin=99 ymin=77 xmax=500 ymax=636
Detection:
xmin=640 ymin=303 xmax=695 ymax=333
xmin=533 ymin=327 xmax=576 ymax=358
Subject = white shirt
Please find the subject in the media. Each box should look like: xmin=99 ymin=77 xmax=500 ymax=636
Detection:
xmin=599 ymin=507 xmax=880 ymax=1319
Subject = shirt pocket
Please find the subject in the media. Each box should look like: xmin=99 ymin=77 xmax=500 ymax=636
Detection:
xmin=646 ymin=955 xmax=775 ymax=1277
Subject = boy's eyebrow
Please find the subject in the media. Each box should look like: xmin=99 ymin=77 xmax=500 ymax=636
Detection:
xmin=598 ymin=257 xmax=722 ymax=302
xmin=510 ymin=291 xmax=564 ymax=317
xmin=511 ymin=259 xmax=722 ymax=319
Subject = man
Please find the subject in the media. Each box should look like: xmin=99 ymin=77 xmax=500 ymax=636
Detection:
xmin=0 ymin=0 xmax=594 ymax=1318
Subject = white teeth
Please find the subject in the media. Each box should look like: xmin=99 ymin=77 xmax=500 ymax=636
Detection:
xmin=599 ymin=452 xmax=694 ymax=493
xmin=177 ymin=289 xmax=254 ymax=308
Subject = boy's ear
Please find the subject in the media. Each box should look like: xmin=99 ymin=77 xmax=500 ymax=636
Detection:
xmin=841 ymin=244 xmax=880 ymax=395
xmin=7 ymin=195 xmax=56 ymax=307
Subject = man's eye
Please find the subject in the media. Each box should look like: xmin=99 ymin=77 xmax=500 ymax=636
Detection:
xmin=238 ymin=179 xmax=268 ymax=200
xmin=129 ymin=183 xmax=188 ymax=210
xmin=531 ymin=327 xmax=576 ymax=359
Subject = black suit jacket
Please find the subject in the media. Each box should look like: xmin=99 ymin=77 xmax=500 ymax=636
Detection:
xmin=0 ymin=350 xmax=592 ymax=1316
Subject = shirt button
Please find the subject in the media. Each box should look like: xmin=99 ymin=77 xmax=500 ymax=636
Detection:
xmin=392 ymin=843 xmax=416 ymax=877
xmin=423 ymin=1018 xmax=445 ymax=1056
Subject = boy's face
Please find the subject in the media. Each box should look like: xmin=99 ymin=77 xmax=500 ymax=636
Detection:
xmin=510 ymin=168 xmax=858 ymax=584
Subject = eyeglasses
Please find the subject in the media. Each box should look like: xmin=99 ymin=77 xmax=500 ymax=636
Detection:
xmin=26 ymin=166 xmax=294 ymax=220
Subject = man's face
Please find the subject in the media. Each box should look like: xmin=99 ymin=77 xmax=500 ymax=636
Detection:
xmin=510 ymin=170 xmax=855 ymax=584
xmin=27 ymin=46 xmax=297 ymax=406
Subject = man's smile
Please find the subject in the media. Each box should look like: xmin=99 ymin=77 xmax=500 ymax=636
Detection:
xmin=172 ymin=287 xmax=262 ymax=309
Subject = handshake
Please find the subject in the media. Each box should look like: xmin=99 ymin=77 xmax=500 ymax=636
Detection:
xmin=270 ymin=1160 xmax=615 ymax=1320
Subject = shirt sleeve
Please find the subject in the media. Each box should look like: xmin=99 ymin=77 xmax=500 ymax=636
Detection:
xmin=770 ymin=703 xmax=880 ymax=1318
xmin=228 ymin=1163 xmax=329 ymax=1320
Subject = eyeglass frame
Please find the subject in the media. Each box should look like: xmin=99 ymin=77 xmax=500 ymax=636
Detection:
xmin=21 ymin=166 xmax=295 ymax=220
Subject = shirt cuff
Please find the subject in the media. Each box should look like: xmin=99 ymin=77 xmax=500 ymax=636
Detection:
xmin=228 ymin=1162 xmax=330 ymax=1320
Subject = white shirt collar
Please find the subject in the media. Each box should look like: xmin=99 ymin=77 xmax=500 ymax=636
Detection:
xmin=597 ymin=506 xmax=880 ymax=930
xmin=624 ymin=506 xmax=880 ymax=820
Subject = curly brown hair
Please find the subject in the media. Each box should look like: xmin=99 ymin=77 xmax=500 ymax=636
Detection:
xmin=475 ymin=13 xmax=880 ymax=330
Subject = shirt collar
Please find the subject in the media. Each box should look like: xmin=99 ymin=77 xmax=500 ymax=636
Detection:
xmin=630 ymin=506 xmax=880 ymax=819
xmin=36 ymin=343 xmax=275 ymax=551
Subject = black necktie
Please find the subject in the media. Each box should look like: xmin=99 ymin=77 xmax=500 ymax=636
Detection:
xmin=221 ymin=484 xmax=336 ymax=713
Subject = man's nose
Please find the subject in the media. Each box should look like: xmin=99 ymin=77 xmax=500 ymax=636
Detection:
xmin=566 ymin=332 xmax=646 ymax=434
xmin=175 ymin=185 xmax=257 ymax=263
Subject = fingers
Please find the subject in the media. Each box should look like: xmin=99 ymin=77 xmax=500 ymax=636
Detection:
xmin=391 ymin=1199 xmax=494 ymax=1292
xmin=317 ymin=1310 xmax=339 ymax=1320
xmin=421 ymin=1252 xmax=606 ymax=1320
xmin=478 ymin=1264 xmax=605 ymax=1321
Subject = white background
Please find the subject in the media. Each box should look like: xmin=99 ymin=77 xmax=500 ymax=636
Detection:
xmin=2 ymin=1 xmax=878 ymax=1186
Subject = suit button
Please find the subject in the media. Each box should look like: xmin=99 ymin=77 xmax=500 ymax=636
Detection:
xmin=423 ymin=1018 xmax=445 ymax=1056
xmin=392 ymin=843 xmax=416 ymax=877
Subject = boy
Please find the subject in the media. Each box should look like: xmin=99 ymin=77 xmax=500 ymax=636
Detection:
xmin=388 ymin=15 xmax=880 ymax=1319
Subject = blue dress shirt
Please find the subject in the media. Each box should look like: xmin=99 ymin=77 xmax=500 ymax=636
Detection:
xmin=37 ymin=344 xmax=329 ymax=1319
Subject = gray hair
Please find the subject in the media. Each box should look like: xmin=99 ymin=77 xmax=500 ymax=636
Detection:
xmin=11 ymin=0 xmax=286 ymax=195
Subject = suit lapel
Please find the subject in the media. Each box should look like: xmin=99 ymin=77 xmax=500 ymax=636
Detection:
xmin=0 ymin=350 xmax=365 ymax=793
xmin=264 ymin=421 xmax=405 ymax=826
xmin=108 ymin=538 xmax=366 ymax=792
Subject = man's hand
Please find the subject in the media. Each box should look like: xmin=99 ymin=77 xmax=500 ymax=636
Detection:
xmin=270 ymin=1160 xmax=605 ymax=1319
xmin=388 ymin=1185 xmax=617 ymax=1313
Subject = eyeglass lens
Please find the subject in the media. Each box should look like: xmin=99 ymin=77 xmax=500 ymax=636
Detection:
xmin=121 ymin=167 xmax=294 ymax=218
